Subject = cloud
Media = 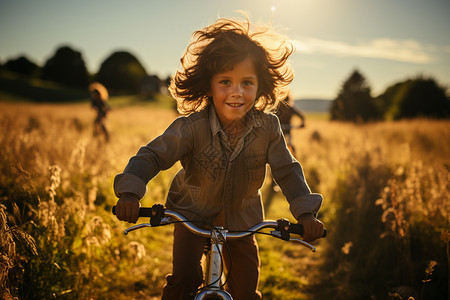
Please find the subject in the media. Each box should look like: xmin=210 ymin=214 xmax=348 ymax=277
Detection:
xmin=291 ymin=37 xmax=435 ymax=64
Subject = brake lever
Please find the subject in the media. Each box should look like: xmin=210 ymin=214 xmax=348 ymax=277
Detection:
xmin=288 ymin=237 xmax=316 ymax=252
xmin=270 ymin=230 xmax=316 ymax=252
xmin=124 ymin=223 xmax=152 ymax=235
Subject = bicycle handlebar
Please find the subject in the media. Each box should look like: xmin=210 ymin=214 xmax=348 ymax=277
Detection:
xmin=112 ymin=205 xmax=326 ymax=252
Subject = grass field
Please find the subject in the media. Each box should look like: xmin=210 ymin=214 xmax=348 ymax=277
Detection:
xmin=1 ymin=97 xmax=448 ymax=299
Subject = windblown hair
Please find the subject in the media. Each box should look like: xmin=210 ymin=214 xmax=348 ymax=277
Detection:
xmin=89 ymin=82 xmax=109 ymax=101
xmin=169 ymin=15 xmax=295 ymax=115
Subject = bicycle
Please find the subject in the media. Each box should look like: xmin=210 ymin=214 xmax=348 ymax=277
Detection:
xmin=112 ymin=204 xmax=326 ymax=300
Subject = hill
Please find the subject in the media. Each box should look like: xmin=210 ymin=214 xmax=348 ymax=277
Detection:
xmin=0 ymin=71 xmax=88 ymax=102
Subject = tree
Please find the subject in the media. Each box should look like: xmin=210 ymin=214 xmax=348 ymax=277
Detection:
xmin=379 ymin=76 xmax=450 ymax=120
xmin=330 ymin=69 xmax=380 ymax=122
xmin=41 ymin=46 xmax=89 ymax=87
xmin=96 ymin=51 xmax=147 ymax=93
xmin=4 ymin=56 xmax=40 ymax=77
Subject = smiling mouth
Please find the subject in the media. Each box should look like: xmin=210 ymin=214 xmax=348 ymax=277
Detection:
xmin=227 ymin=103 xmax=244 ymax=107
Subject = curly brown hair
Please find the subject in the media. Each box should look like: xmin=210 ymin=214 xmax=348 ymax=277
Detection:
xmin=89 ymin=82 xmax=109 ymax=101
xmin=169 ymin=15 xmax=295 ymax=115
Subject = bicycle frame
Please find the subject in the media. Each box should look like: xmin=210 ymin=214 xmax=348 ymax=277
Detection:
xmin=120 ymin=206 xmax=319 ymax=300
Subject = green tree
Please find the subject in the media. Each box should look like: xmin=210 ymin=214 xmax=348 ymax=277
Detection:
xmin=379 ymin=76 xmax=450 ymax=120
xmin=330 ymin=69 xmax=380 ymax=122
xmin=4 ymin=56 xmax=40 ymax=77
xmin=96 ymin=51 xmax=147 ymax=93
xmin=41 ymin=46 xmax=89 ymax=87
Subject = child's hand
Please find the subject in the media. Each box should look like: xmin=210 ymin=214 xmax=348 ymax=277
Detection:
xmin=298 ymin=213 xmax=324 ymax=242
xmin=115 ymin=193 xmax=141 ymax=223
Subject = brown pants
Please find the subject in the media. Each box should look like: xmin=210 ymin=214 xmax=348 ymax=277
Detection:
xmin=161 ymin=224 xmax=262 ymax=299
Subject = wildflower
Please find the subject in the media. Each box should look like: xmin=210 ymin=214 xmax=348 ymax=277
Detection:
xmin=341 ymin=241 xmax=353 ymax=255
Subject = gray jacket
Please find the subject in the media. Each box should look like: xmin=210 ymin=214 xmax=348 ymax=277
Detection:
xmin=114 ymin=104 xmax=322 ymax=230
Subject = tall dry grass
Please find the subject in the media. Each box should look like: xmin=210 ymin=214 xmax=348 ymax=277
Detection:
xmin=0 ymin=100 xmax=448 ymax=299
xmin=0 ymin=101 xmax=178 ymax=299
xmin=291 ymin=119 xmax=449 ymax=300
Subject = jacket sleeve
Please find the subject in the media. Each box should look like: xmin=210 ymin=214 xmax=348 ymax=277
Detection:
xmin=266 ymin=114 xmax=322 ymax=219
xmin=114 ymin=116 xmax=193 ymax=199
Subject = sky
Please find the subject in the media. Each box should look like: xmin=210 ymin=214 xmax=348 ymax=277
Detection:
xmin=1 ymin=0 xmax=449 ymax=99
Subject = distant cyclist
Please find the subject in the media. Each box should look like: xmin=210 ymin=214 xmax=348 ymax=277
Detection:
xmin=89 ymin=82 xmax=111 ymax=142
xmin=276 ymin=92 xmax=305 ymax=156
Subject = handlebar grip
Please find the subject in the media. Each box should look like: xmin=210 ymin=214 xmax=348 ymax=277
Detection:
xmin=111 ymin=206 xmax=154 ymax=217
xmin=288 ymin=223 xmax=327 ymax=238
xmin=138 ymin=207 xmax=154 ymax=217
xmin=288 ymin=223 xmax=303 ymax=235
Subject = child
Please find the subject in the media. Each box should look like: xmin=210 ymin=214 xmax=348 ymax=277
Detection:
xmin=114 ymin=15 xmax=324 ymax=299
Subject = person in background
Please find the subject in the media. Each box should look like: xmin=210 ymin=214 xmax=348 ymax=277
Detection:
xmin=89 ymin=82 xmax=111 ymax=142
xmin=275 ymin=92 xmax=305 ymax=156
xmin=267 ymin=93 xmax=306 ymax=196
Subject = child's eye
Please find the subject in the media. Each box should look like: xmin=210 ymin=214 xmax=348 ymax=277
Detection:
xmin=219 ymin=80 xmax=231 ymax=86
xmin=242 ymin=80 xmax=254 ymax=86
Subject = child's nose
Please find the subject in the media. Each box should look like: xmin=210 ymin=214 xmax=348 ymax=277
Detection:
xmin=231 ymin=84 xmax=243 ymax=97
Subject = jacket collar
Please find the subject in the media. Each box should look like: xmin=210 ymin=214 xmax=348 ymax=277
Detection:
xmin=208 ymin=104 xmax=263 ymax=136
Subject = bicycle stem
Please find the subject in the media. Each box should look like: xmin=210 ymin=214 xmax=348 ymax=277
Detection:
xmin=205 ymin=228 xmax=227 ymax=288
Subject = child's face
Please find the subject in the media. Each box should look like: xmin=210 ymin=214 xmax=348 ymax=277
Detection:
xmin=209 ymin=57 xmax=258 ymax=128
